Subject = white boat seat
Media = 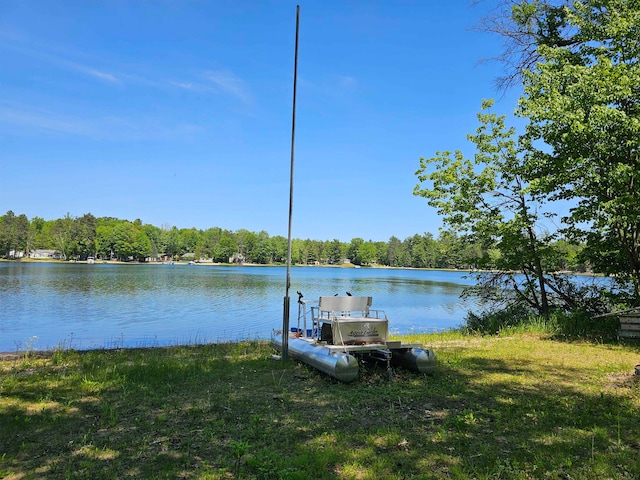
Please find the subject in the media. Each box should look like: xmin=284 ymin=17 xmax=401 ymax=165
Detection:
xmin=312 ymin=296 xmax=371 ymax=319
xmin=311 ymin=296 xmax=388 ymax=345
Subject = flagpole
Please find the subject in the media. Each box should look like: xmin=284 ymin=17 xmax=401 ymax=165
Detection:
xmin=283 ymin=5 xmax=300 ymax=363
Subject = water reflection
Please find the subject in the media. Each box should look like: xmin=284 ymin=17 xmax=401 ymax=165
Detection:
xmin=0 ymin=263 xmax=474 ymax=351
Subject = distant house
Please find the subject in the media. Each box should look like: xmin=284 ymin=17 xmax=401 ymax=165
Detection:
xmin=8 ymin=250 xmax=25 ymax=258
xmin=30 ymin=249 xmax=61 ymax=259
xmin=229 ymin=253 xmax=245 ymax=264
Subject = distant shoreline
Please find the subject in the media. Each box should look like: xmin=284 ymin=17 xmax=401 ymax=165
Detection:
xmin=0 ymin=258 xmax=598 ymax=276
xmin=0 ymin=258 xmax=473 ymax=272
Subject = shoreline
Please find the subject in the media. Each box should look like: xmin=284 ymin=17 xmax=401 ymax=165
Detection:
xmin=0 ymin=257 xmax=468 ymax=271
xmin=0 ymin=258 xmax=601 ymax=276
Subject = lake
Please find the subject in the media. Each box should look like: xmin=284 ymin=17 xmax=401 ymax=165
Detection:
xmin=0 ymin=262 xmax=477 ymax=352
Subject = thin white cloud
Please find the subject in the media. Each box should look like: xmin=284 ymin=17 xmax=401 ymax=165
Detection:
xmin=300 ymin=73 xmax=359 ymax=101
xmin=71 ymin=64 xmax=120 ymax=84
xmin=0 ymin=27 xmax=27 ymax=43
xmin=168 ymin=80 xmax=205 ymax=92
xmin=170 ymin=81 xmax=195 ymax=90
xmin=2 ymin=29 xmax=253 ymax=101
xmin=203 ymin=70 xmax=252 ymax=104
xmin=335 ymin=74 xmax=357 ymax=89
xmin=0 ymin=104 xmax=96 ymax=137
xmin=0 ymin=29 xmax=120 ymax=85
xmin=0 ymin=102 xmax=203 ymax=141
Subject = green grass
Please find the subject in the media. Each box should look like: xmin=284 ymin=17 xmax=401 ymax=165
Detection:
xmin=1 ymin=333 xmax=639 ymax=479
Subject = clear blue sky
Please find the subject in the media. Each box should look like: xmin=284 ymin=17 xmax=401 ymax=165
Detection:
xmin=0 ymin=1 xmax=522 ymax=242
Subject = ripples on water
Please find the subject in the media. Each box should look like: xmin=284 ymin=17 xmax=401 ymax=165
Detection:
xmin=0 ymin=263 xmax=476 ymax=352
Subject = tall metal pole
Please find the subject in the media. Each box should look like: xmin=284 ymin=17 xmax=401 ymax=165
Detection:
xmin=283 ymin=5 xmax=300 ymax=363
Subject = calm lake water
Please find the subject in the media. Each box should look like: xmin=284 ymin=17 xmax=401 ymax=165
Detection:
xmin=0 ymin=262 xmax=477 ymax=352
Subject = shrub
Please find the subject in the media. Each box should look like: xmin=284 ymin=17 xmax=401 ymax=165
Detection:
xmin=463 ymin=304 xmax=532 ymax=335
xmin=464 ymin=306 xmax=620 ymax=341
xmin=550 ymin=310 xmax=619 ymax=341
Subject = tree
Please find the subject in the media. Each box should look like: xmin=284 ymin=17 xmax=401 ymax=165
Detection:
xmin=162 ymin=227 xmax=182 ymax=259
xmin=301 ymin=239 xmax=320 ymax=264
xmin=347 ymin=238 xmax=364 ymax=264
xmin=181 ymin=228 xmax=201 ymax=254
xmin=515 ymin=0 xmax=640 ymax=301
xmin=249 ymin=231 xmax=272 ymax=264
xmin=235 ymin=229 xmax=256 ymax=263
xmin=131 ymin=227 xmax=152 ymax=261
xmin=50 ymin=214 xmax=76 ymax=260
xmin=29 ymin=216 xmax=53 ymax=250
xmin=405 ymin=234 xmax=428 ymax=268
xmin=212 ymin=236 xmax=237 ymax=263
xmin=354 ymin=241 xmax=377 ymax=266
xmin=374 ymin=241 xmax=389 ymax=266
xmin=415 ymin=100 xmax=562 ymax=315
xmin=0 ymin=210 xmax=29 ymax=258
xmin=195 ymin=227 xmax=223 ymax=261
xmin=75 ymin=213 xmax=97 ymax=259
xmin=111 ymin=221 xmax=151 ymax=261
xmin=96 ymin=224 xmax=114 ymax=259
xmin=392 ymin=237 xmax=410 ymax=267
xmin=144 ymin=224 xmax=163 ymax=260
xmin=383 ymin=236 xmax=403 ymax=267
xmin=327 ymin=239 xmax=345 ymax=265
xmin=435 ymin=230 xmax=466 ymax=269
xmin=476 ymin=0 xmax=582 ymax=90
xmin=270 ymin=235 xmax=288 ymax=264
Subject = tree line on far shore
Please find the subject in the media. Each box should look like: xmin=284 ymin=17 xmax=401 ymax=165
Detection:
xmin=0 ymin=210 xmax=585 ymax=270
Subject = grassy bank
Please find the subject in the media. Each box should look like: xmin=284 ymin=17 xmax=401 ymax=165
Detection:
xmin=1 ymin=333 xmax=638 ymax=479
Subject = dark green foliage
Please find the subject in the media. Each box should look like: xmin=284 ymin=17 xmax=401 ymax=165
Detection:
xmin=5 ymin=210 xmax=575 ymax=269
xmin=417 ymin=1 xmax=640 ymax=324
xmin=463 ymin=304 xmax=533 ymax=335
xmin=550 ymin=310 xmax=620 ymax=340
xmin=516 ymin=0 xmax=640 ymax=299
xmin=0 ymin=210 xmax=29 ymax=258
xmin=464 ymin=306 xmax=621 ymax=341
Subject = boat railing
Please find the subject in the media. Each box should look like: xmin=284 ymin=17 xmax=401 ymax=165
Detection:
xmin=320 ymin=308 xmax=387 ymax=321
xmin=295 ymin=295 xmax=390 ymax=341
xmin=306 ymin=296 xmax=386 ymax=344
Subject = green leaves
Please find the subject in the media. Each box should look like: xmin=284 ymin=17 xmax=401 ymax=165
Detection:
xmin=518 ymin=0 xmax=640 ymax=298
xmin=415 ymin=100 xmax=534 ymax=241
xmin=415 ymin=100 xmax=561 ymax=314
xmin=0 ymin=210 xmax=30 ymax=258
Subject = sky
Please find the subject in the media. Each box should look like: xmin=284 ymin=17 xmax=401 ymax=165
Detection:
xmin=0 ymin=0 xmax=523 ymax=242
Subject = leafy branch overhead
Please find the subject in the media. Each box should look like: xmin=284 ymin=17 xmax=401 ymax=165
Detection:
xmin=416 ymin=0 xmax=640 ymax=314
xmin=415 ymin=100 xmax=558 ymax=315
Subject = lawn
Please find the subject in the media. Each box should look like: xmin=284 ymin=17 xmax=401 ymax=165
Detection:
xmin=1 ymin=333 xmax=638 ymax=479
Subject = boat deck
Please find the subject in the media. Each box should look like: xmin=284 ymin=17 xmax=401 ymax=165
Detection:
xmin=293 ymin=335 xmax=421 ymax=353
